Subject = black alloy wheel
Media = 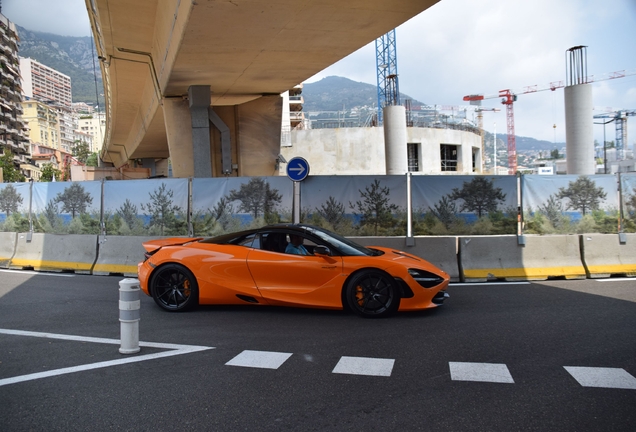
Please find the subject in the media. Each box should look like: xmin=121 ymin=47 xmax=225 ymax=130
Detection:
xmin=345 ymin=270 xmax=400 ymax=318
xmin=150 ymin=263 xmax=199 ymax=312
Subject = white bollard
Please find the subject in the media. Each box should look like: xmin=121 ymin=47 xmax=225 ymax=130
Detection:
xmin=119 ymin=278 xmax=141 ymax=354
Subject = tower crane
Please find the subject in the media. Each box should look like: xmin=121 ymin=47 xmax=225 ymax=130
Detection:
xmin=463 ymin=82 xmax=564 ymax=174
xmin=593 ymin=108 xmax=636 ymax=160
xmin=463 ymin=68 xmax=636 ymax=175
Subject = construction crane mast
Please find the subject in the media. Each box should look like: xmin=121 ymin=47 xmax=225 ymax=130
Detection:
xmin=464 ymin=68 xmax=635 ymax=175
xmin=464 ymin=83 xmax=563 ymax=174
xmin=593 ymin=109 xmax=636 ymax=160
xmin=375 ymin=29 xmax=399 ymax=126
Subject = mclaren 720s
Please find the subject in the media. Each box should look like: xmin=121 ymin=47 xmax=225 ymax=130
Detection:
xmin=137 ymin=224 xmax=449 ymax=318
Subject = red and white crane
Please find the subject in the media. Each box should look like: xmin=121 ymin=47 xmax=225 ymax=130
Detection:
xmin=463 ymin=69 xmax=635 ymax=175
xmin=463 ymin=81 xmax=564 ymax=174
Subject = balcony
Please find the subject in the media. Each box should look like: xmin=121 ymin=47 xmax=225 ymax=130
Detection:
xmin=289 ymin=95 xmax=304 ymax=105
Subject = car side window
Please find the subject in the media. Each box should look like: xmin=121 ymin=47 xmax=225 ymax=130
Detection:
xmin=232 ymin=233 xmax=256 ymax=247
xmin=260 ymin=232 xmax=288 ymax=253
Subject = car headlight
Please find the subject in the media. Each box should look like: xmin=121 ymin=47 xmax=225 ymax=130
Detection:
xmin=408 ymin=268 xmax=445 ymax=288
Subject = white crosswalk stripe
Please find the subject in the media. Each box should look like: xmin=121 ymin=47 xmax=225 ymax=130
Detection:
xmin=564 ymin=366 xmax=636 ymax=390
xmin=225 ymin=350 xmax=293 ymax=369
xmin=449 ymin=362 xmax=515 ymax=383
xmin=332 ymin=356 xmax=395 ymax=377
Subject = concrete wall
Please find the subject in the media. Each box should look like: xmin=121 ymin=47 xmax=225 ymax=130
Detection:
xmin=2 ymin=232 xmax=634 ymax=281
xmin=283 ymin=126 xmax=482 ymax=175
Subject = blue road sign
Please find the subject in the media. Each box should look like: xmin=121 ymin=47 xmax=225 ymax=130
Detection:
xmin=286 ymin=157 xmax=310 ymax=182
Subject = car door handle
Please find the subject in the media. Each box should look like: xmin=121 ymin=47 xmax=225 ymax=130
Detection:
xmin=322 ymin=265 xmax=337 ymax=269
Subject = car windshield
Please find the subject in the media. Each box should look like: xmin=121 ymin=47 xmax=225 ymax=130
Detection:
xmin=304 ymin=226 xmax=378 ymax=256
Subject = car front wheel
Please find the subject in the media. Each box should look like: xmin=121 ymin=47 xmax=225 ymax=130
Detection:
xmin=150 ymin=263 xmax=199 ymax=312
xmin=345 ymin=270 xmax=400 ymax=318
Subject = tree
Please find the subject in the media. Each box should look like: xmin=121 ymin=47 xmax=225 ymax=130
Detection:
xmin=0 ymin=151 xmax=26 ymax=182
xmin=141 ymin=183 xmax=181 ymax=236
xmin=228 ymin=177 xmax=282 ymax=219
xmin=117 ymin=199 xmax=140 ymax=229
xmin=54 ymin=183 xmax=94 ymax=218
xmin=550 ymin=149 xmax=560 ymax=159
xmin=556 ymin=176 xmax=607 ymax=216
xmin=429 ymin=194 xmax=458 ymax=229
xmin=538 ymin=194 xmax=564 ymax=227
xmin=350 ymin=179 xmax=398 ymax=235
xmin=449 ymin=177 xmax=506 ymax=218
xmin=86 ymin=153 xmax=99 ymax=167
xmin=72 ymin=140 xmax=92 ymax=164
xmin=0 ymin=184 xmax=23 ymax=216
xmin=317 ymin=196 xmax=346 ymax=226
xmin=40 ymin=163 xmax=62 ymax=182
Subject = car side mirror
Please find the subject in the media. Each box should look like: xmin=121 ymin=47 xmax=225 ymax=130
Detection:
xmin=313 ymin=245 xmax=331 ymax=256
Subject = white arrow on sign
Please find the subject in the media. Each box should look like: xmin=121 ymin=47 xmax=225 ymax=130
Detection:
xmin=289 ymin=164 xmax=305 ymax=175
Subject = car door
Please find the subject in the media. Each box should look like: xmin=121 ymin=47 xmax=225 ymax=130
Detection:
xmin=246 ymin=231 xmax=345 ymax=308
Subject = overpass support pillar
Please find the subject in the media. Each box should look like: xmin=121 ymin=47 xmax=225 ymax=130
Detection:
xmin=163 ymin=86 xmax=214 ymax=178
xmin=188 ymin=85 xmax=213 ymax=178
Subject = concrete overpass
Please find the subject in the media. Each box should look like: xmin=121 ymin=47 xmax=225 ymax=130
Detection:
xmin=86 ymin=0 xmax=440 ymax=178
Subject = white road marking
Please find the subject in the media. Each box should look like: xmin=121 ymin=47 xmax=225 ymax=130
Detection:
xmin=0 ymin=328 xmax=214 ymax=387
xmin=0 ymin=269 xmax=75 ymax=277
xmin=332 ymin=356 xmax=395 ymax=377
xmin=449 ymin=362 xmax=515 ymax=383
xmin=564 ymin=366 xmax=636 ymax=390
xmin=449 ymin=282 xmax=530 ymax=286
xmin=225 ymin=350 xmax=293 ymax=369
xmin=595 ymin=278 xmax=634 ymax=282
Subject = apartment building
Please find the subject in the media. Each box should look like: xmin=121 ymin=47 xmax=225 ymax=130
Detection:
xmin=78 ymin=112 xmax=106 ymax=153
xmin=21 ymin=99 xmax=60 ymax=149
xmin=0 ymin=13 xmax=30 ymax=178
xmin=19 ymin=57 xmax=72 ymax=107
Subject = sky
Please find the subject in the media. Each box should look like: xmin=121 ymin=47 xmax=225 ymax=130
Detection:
xmin=3 ymin=0 xmax=636 ymax=146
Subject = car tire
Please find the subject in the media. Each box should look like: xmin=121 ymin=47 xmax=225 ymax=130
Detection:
xmin=150 ymin=263 xmax=199 ymax=312
xmin=345 ymin=270 xmax=400 ymax=318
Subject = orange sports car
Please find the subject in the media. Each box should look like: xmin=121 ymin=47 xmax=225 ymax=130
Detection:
xmin=137 ymin=224 xmax=449 ymax=318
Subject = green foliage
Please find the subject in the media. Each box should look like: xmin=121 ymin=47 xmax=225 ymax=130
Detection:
xmin=0 ymin=184 xmax=24 ymax=215
xmin=449 ymin=177 xmax=506 ymax=217
xmin=55 ymin=183 xmax=94 ymax=218
xmin=0 ymin=212 xmax=30 ymax=232
xmin=0 ymin=151 xmax=26 ymax=182
xmin=228 ymin=177 xmax=282 ymax=219
xmin=317 ymin=196 xmax=346 ymax=226
xmin=428 ymin=195 xmax=458 ymax=229
xmin=86 ymin=153 xmax=99 ymax=167
xmin=140 ymin=183 xmax=182 ymax=236
xmin=116 ymin=199 xmax=140 ymax=229
xmin=350 ymin=179 xmax=399 ymax=235
xmin=40 ymin=163 xmax=62 ymax=182
xmin=72 ymin=141 xmax=92 ymax=164
xmin=556 ymin=176 xmax=607 ymax=216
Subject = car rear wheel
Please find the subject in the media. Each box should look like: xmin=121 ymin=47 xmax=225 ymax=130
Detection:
xmin=150 ymin=263 xmax=198 ymax=312
xmin=345 ymin=270 xmax=400 ymax=318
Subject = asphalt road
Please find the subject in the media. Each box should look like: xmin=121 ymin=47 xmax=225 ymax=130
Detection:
xmin=1 ymin=270 xmax=635 ymax=431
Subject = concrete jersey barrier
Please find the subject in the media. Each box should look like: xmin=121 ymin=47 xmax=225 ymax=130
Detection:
xmin=459 ymin=235 xmax=587 ymax=282
xmin=93 ymin=236 xmax=157 ymax=277
xmin=10 ymin=233 xmax=98 ymax=274
xmin=0 ymin=232 xmax=17 ymax=268
xmin=348 ymin=236 xmax=460 ymax=281
xmin=580 ymin=233 xmax=636 ymax=278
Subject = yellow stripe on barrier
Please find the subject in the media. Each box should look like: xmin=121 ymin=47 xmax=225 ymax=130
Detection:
xmin=463 ymin=266 xmax=586 ymax=280
xmin=9 ymin=258 xmax=93 ymax=271
xmin=586 ymin=264 xmax=636 ymax=276
xmin=92 ymin=263 xmax=139 ymax=275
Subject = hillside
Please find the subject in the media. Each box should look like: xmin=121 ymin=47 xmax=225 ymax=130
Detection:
xmin=16 ymin=26 xmax=104 ymax=106
xmin=302 ymin=76 xmax=425 ymax=111
xmin=14 ymin=28 xmax=564 ymax=151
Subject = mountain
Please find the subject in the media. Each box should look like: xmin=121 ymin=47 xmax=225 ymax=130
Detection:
xmin=302 ymin=76 xmax=426 ymax=111
xmin=16 ymin=26 xmax=104 ymax=106
xmin=303 ymin=77 xmax=565 ymax=151
xmin=14 ymin=26 xmax=563 ymax=152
